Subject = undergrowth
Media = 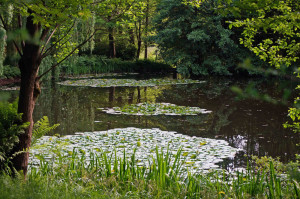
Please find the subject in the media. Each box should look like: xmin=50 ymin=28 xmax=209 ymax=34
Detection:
xmin=1 ymin=148 xmax=300 ymax=198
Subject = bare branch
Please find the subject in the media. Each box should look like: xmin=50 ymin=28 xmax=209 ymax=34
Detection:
xmin=38 ymin=29 xmax=99 ymax=80
xmin=0 ymin=14 xmax=8 ymax=30
xmin=40 ymin=25 xmax=58 ymax=55
xmin=42 ymin=21 xmax=76 ymax=58
xmin=0 ymin=14 xmax=23 ymax=56
xmin=40 ymin=28 xmax=50 ymax=41
xmin=17 ymin=14 xmax=25 ymax=50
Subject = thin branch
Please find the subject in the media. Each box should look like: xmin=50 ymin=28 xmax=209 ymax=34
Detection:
xmin=17 ymin=14 xmax=25 ymax=50
xmin=0 ymin=14 xmax=23 ymax=56
xmin=40 ymin=25 xmax=58 ymax=55
xmin=0 ymin=14 xmax=8 ymax=30
xmin=40 ymin=28 xmax=50 ymax=41
xmin=42 ymin=21 xmax=76 ymax=58
xmin=38 ymin=29 xmax=99 ymax=80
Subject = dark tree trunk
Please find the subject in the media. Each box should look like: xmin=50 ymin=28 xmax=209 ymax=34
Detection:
xmin=144 ymin=0 xmax=149 ymax=59
xmin=136 ymin=21 xmax=142 ymax=59
xmin=108 ymin=27 xmax=116 ymax=58
xmin=10 ymin=14 xmax=41 ymax=177
xmin=128 ymin=28 xmax=135 ymax=45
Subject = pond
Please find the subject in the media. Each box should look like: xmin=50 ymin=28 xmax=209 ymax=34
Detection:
xmin=1 ymin=75 xmax=299 ymax=170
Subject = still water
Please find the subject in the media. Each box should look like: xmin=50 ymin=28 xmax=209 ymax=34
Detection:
xmin=1 ymin=76 xmax=299 ymax=169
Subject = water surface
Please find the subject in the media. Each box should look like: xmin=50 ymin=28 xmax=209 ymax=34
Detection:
xmin=1 ymin=76 xmax=299 ymax=169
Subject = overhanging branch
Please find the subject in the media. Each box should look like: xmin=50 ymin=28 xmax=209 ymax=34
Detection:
xmin=37 ymin=29 xmax=99 ymax=80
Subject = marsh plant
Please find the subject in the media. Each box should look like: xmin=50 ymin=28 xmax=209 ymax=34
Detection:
xmin=2 ymin=147 xmax=300 ymax=199
xmin=100 ymin=102 xmax=212 ymax=115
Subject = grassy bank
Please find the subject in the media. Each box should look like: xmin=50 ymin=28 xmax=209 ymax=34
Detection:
xmin=1 ymin=149 xmax=300 ymax=199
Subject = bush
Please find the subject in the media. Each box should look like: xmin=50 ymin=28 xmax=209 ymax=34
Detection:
xmin=85 ymin=40 xmax=137 ymax=60
xmin=134 ymin=59 xmax=174 ymax=73
xmin=0 ymin=101 xmax=29 ymax=170
xmin=1 ymin=66 xmax=20 ymax=79
xmin=61 ymin=55 xmax=173 ymax=76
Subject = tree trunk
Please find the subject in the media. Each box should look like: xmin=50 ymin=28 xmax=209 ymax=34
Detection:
xmin=108 ymin=27 xmax=116 ymax=58
xmin=144 ymin=0 xmax=149 ymax=59
xmin=10 ymin=14 xmax=41 ymax=177
xmin=128 ymin=28 xmax=135 ymax=45
xmin=136 ymin=21 xmax=142 ymax=59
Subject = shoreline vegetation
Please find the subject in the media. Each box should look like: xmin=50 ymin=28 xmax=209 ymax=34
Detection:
xmin=2 ymin=148 xmax=300 ymax=199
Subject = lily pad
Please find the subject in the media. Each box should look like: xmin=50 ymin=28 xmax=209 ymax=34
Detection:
xmin=101 ymin=102 xmax=212 ymax=115
xmin=30 ymin=128 xmax=240 ymax=174
xmin=58 ymin=78 xmax=204 ymax=88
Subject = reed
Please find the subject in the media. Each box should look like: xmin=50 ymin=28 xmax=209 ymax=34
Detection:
xmin=1 ymin=148 xmax=300 ymax=199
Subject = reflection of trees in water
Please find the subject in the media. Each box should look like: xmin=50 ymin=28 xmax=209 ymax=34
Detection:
xmin=92 ymin=113 xmax=211 ymax=135
xmin=33 ymin=85 xmax=167 ymax=135
xmin=31 ymin=78 xmax=300 ymax=165
xmin=207 ymin=104 xmax=236 ymax=134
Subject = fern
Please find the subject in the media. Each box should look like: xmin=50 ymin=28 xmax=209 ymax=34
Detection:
xmin=32 ymin=116 xmax=59 ymax=145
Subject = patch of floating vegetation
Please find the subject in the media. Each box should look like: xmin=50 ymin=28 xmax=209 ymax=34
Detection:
xmin=58 ymin=78 xmax=203 ymax=88
xmin=30 ymin=128 xmax=240 ymax=173
xmin=100 ymin=102 xmax=212 ymax=115
xmin=64 ymin=73 xmax=139 ymax=80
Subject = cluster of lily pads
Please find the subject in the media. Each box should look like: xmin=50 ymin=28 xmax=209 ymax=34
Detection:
xmin=100 ymin=102 xmax=212 ymax=115
xmin=58 ymin=78 xmax=203 ymax=88
xmin=30 ymin=128 xmax=240 ymax=173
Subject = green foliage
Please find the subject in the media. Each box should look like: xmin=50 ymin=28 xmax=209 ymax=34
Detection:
xmin=88 ymin=40 xmax=137 ymax=60
xmin=1 ymin=65 xmax=20 ymax=79
xmin=1 ymin=148 xmax=300 ymax=198
xmin=225 ymin=0 xmax=300 ymax=68
xmin=31 ymin=116 xmax=59 ymax=146
xmin=153 ymin=0 xmax=265 ymax=77
xmin=60 ymin=55 xmax=172 ymax=76
xmin=222 ymin=0 xmax=300 ymax=133
xmin=0 ymin=28 xmax=5 ymax=76
xmin=0 ymin=101 xmax=29 ymax=168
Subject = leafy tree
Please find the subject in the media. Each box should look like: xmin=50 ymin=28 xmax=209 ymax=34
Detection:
xmin=153 ymin=0 xmax=263 ymax=76
xmin=223 ymin=0 xmax=300 ymax=68
xmin=0 ymin=0 xmax=94 ymax=176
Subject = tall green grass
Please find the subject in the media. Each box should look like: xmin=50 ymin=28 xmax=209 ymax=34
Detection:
xmin=1 ymin=148 xmax=300 ymax=199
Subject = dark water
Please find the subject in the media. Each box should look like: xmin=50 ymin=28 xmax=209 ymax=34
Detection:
xmin=1 ymin=76 xmax=299 ymax=169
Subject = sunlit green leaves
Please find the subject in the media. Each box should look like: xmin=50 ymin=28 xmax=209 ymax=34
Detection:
xmin=226 ymin=0 xmax=300 ymax=68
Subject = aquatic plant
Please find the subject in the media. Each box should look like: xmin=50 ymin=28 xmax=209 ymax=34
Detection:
xmin=30 ymin=128 xmax=239 ymax=173
xmin=58 ymin=78 xmax=204 ymax=88
xmin=100 ymin=102 xmax=212 ymax=115
xmin=1 ymin=148 xmax=298 ymax=199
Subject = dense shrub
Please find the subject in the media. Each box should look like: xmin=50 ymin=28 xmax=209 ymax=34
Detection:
xmin=61 ymin=55 xmax=173 ymax=76
xmin=1 ymin=66 xmax=20 ymax=79
xmin=81 ymin=40 xmax=137 ymax=61
xmin=0 ymin=101 xmax=29 ymax=170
